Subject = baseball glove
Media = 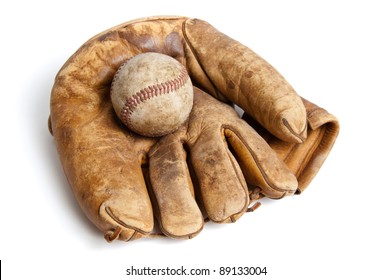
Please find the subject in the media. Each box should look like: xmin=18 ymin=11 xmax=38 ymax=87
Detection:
xmin=49 ymin=16 xmax=339 ymax=241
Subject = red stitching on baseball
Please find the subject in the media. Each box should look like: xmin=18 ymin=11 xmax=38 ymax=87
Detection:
xmin=120 ymin=68 xmax=190 ymax=129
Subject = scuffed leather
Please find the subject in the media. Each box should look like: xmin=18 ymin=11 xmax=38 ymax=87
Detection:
xmin=243 ymin=98 xmax=339 ymax=193
xmin=183 ymin=19 xmax=307 ymax=143
xmin=149 ymin=88 xmax=297 ymax=238
xmin=49 ymin=16 xmax=337 ymax=241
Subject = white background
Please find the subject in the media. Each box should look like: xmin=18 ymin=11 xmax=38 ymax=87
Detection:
xmin=1 ymin=0 xmax=390 ymax=279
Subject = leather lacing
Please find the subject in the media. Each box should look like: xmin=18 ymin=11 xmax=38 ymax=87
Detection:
xmin=104 ymin=226 xmax=165 ymax=242
xmin=247 ymin=186 xmax=263 ymax=212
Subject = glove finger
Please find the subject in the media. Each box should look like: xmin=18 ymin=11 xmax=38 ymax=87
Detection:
xmin=100 ymin=159 xmax=153 ymax=242
xmin=149 ymin=132 xmax=204 ymax=239
xmin=183 ymin=18 xmax=307 ymax=143
xmin=242 ymin=98 xmax=339 ymax=193
xmin=224 ymin=119 xmax=298 ymax=199
xmin=189 ymin=127 xmax=249 ymax=223
xmin=51 ymin=101 xmax=156 ymax=241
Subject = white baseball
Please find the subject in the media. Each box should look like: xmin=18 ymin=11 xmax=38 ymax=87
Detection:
xmin=110 ymin=52 xmax=194 ymax=137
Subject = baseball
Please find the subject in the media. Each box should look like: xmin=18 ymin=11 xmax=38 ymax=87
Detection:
xmin=111 ymin=52 xmax=194 ymax=137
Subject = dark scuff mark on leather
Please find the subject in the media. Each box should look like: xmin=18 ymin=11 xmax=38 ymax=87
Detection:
xmin=97 ymin=31 xmax=117 ymax=42
xmin=164 ymin=32 xmax=185 ymax=59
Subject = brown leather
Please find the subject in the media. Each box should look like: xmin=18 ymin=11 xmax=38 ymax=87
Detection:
xmin=148 ymin=88 xmax=297 ymax=238
xmin=49 ymin=16 xmax=337 ymax=241
xmin=243 ymin=98 xmax=339 ymax=193
xmin=183 ymin=19 xmax=307 ymax=143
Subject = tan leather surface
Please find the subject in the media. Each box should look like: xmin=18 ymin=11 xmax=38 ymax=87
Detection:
xmin=149 ymin=88 xmax=297 ymax=238
xmin=183 ymin=19 xmax=307 ymax=143
xmin=49 ymin=16 xmax=337 ymax=241
xmin=243 ymin=98 xmax=339 ymax=193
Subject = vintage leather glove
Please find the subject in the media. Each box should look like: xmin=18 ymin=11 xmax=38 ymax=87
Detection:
xmin=49 ymin=16 xmax=337 ymax=241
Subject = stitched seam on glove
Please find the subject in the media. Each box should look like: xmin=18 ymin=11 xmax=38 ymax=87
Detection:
xmin=298 ymin=123 xmax=339 ymax=192
xmin=222 ymin=127 xmax=250 ymax=221
xmin=105 ymin=206 xmax=152 ymax=235
xmin=223 ymin=125 xmax=291 ymax=195
xmin=297 ymin=128 xmax=326 ymax=178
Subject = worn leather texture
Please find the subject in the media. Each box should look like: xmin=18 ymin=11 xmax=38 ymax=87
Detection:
xmin=49 ymin=16 xmax=338 ymax=241
xmin=243 ymin=98 xmax=339 ymax=193
xmin=148 ymin=88 xmax=298 ymax=238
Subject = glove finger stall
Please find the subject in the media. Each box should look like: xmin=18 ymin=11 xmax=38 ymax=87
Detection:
xmin=149 ymin=134 xmax=204 ymax=239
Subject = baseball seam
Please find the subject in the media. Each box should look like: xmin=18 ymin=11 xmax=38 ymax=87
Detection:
xmin=119 ymin=68 xmax=190 ymax=130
